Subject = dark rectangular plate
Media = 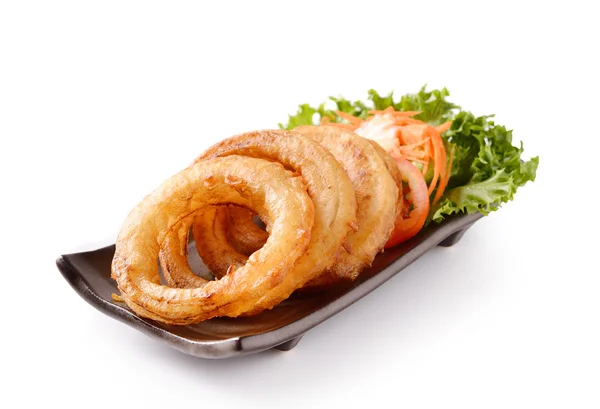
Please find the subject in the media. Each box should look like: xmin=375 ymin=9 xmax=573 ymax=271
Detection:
xmin=56 ymin=212 xmax=483 ymax=359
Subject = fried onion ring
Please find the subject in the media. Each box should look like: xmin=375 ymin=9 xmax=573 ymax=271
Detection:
xmin=158 ymin=129 xmax=357 ymax=312
xmin=293 ymin=126 xmax=399 ymax=286
xmin=112 ymin=156 xmax=314 ymax=325
xmin=368 ymin=139 xmax=404 ymax=217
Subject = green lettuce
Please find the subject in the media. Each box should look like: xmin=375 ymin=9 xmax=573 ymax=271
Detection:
xmin=279 ymin=86 xmax=538 ymax=222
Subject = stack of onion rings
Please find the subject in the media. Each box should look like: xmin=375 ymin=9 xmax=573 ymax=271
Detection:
xmin=112 ymin=128 xmax=403 ymax=324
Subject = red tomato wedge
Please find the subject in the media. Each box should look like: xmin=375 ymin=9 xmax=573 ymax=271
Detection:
xmin=385 ymin=158 xmax=430 ymax=248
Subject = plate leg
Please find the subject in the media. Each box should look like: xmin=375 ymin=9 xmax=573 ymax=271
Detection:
xmin=438 ymin=226 xmax=471 ymax=247
xmin=274 ymin=335 xmax=304 ymax=352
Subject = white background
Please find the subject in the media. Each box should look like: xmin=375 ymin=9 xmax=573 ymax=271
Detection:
xmin=1 ymin=1 xmax=598 ymax=408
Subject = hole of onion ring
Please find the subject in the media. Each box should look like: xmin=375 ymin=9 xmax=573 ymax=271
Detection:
xmin=252 ymin=214 xmax=267 ymax=231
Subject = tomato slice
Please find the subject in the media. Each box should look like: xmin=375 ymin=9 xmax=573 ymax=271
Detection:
xmin=385 ymin=158 xmax=430 ymax=248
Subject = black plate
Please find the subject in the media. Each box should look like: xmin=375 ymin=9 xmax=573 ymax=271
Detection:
xmin=56 ymin=212 xmax=483 ymax=359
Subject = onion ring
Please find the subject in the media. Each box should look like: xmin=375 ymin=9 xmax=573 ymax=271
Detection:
xmin=293 ymin=126 xmax=399 ymax=286
xmin=368 ymin=139 xmax=404 ymax=217
xmin=112 ymin=155 xmax=314 ymax=325
xmin=158 ymin=129 xmax=357 ymax=312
